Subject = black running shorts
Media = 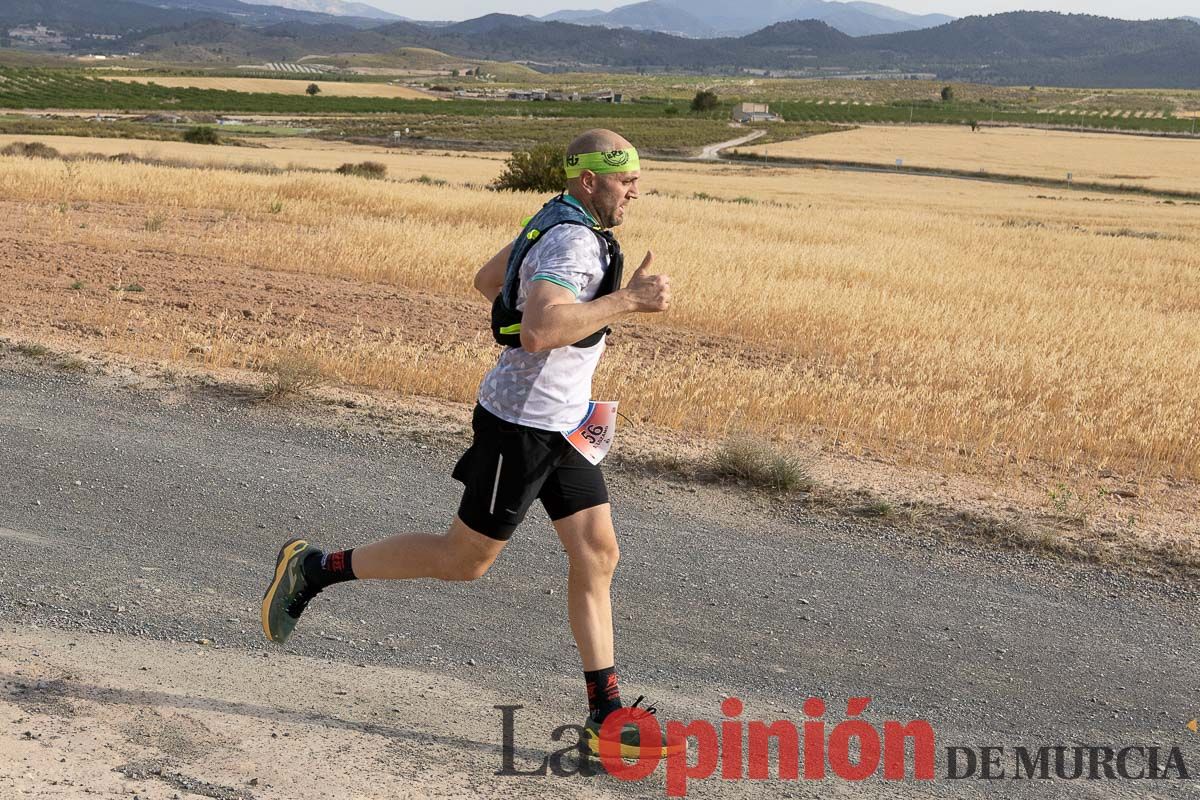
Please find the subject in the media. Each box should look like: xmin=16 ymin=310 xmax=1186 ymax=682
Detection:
xmin=452 ymin=403 xmax=609 ymax=541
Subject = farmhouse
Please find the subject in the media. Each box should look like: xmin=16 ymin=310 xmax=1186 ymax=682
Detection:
xmin=732 ymin=102 xmax=782 ymax=122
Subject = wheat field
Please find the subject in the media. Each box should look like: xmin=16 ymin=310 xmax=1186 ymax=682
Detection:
xmin=97 ymin=76 xmax=435 ymax=99
xmin=2 ymin=139 xmax=1198 ymax=482
xmin=0 ymin=133 xmax=509 ymax=179
xmin=737 ymin=124 xmax=1200 ymax=194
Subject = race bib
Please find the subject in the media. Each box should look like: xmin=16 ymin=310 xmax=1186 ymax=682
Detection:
xmin=563 ymin=401 xmax=618 ymax=465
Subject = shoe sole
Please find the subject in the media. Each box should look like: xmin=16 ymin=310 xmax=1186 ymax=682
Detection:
xmin=585 ymin=730 xmax=687 ymax=759
xmin=260 ymin=537 xmax=308 ymax=643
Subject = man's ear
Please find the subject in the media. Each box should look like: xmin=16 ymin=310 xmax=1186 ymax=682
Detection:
xmin=577 ymin=170 xmax=596 ymax=194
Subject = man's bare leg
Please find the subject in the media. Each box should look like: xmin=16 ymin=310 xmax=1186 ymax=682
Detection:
xmin=261 ymin=516 xmax=505 ymax=643
xmin=352 ymin=516 xmax=507 ymax=582
xmin=553 ymin=504 xmax=619 ymax=671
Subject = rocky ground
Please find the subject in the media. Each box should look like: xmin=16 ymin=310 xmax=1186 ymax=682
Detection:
xmin=1 ymin=352 xmax=1197 ymax=799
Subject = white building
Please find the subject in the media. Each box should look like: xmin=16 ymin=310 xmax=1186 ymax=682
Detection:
xmin=732 ymin=102 xmax=782 ymax=122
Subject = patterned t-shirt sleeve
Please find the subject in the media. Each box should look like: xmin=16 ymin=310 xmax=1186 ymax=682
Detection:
xmin=525 ymin=225 xmax=604 ymax=299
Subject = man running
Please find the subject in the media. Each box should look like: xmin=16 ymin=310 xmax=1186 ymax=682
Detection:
xmin=261 ymin=129 xmax=678 ymax=758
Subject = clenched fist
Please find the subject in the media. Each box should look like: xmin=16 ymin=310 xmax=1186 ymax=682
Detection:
xmin=623 ymin=251 xmax=671 ymax=313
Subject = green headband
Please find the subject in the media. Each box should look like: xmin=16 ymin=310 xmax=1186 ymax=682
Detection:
xmin=564 ymin=148 xmax=640 ymax=178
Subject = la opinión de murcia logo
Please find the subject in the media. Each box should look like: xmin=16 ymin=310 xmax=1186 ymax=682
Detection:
xmin=497 ymin=698 xmax=1193 ymax=797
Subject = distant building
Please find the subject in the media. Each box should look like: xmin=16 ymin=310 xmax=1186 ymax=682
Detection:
xmin=9 ymin=24 xmax=66 ymax=46
xmin=584 ymin=90 xmax=623 ymax=103
xmin=732 ymin=102 xmax=782 ymax=123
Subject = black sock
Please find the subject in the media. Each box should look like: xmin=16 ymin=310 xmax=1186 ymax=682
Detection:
xmin=584 ymin=666 xmax=622 ymax=722
xmin=302 ymin=549 xmax=356 ymax=589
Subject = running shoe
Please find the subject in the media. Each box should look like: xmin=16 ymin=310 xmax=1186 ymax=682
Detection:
xmin=261 ymin=537 xmax=321 ymax=644
xmin=583 ymin=696 xmax=686 ymax=759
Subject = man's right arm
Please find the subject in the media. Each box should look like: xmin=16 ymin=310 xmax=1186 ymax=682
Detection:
xmin=473 ymin=242 xmax=514 ymax=303
xmin=519 ymin=251 xmax=670 ymax=353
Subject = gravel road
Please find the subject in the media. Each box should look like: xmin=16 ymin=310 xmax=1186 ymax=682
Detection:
xmin=1 ymin=351 xmax=1196 ymax=799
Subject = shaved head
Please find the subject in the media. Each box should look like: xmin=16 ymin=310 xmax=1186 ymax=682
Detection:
xmin=567 ymin=128 xmax=632 ymax=158
xmin=565 ymin=128 xmax=640 ymax=229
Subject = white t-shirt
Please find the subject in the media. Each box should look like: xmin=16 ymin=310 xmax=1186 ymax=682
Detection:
xmin=478 ymin=224 xmax=608 ymax=432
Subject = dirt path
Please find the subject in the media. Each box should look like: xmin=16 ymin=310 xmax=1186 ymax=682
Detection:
xmin=2 ymin=624 xmax=580 ymax=800
xmin=698 ymin=129 xmax=765 ymax=160
xmin=1 ymin=354 xmax=1197 ymax=798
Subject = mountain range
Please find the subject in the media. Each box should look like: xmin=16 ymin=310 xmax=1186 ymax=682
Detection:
xmin=238 ymin=0 xmax=402 ymax=20
xmin=542 ymin=0 xmax=955 ymax=38
xmin=0 ymin=0 xmax=395 ymax=35
xmin=5 ymin=2 xmax=1200 ymax=89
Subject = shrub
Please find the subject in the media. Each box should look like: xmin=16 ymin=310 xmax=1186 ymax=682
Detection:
xmin=261 ymin=349 xmax=325 ymax=402
xmin=1 ymin=141 xmax=61 ymax=159
xmin=690 ymin=90 xmax=719 ymax=112
xmin=940 ymin=85 xmax=955 ymax=103
xmin=334 ymin=161 xmax=387 ymax=179
xmin=305 ymin=83 xmax=321 ymax=96
xmin=491 ymin=144 xmax=565 ymax=193
xmin=664 ymin=105 xmax=679 ymax=116
xmin=13 ymin=343 xmax=51 ymax=357
xmin=713 ymin=435 xmax=813 ymax=492
xmin=182 ymin=126 xmax=220 ymax=145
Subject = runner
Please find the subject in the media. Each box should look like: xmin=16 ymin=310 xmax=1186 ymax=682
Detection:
xmin=260 ymin=128 xmax=681 ymax=759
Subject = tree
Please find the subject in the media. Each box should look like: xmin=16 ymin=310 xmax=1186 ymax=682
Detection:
xmin=940 ymin=85 xmax=955 ymax=103
xmin=491 ymin=144 xmax=565 ymax=193
xmin=306 ymin=83 xmax=321 ymax=96
xmin=690 ymin=90 xmax=718 ymax=113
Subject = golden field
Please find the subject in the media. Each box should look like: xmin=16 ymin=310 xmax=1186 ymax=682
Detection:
xmin=736 ymin=124 xmax=1200 ymax=194
xmin=97 ymin=75 xmax=434 ymax=99
xmin=1 ymin=135 xmax=1198 ymax=486
xmin=0 ymin=133 xmax=509 ymax=179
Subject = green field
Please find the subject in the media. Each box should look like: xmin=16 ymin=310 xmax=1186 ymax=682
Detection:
xmin=2 ymin=67 xmax=1197 ymax=138
xmin=0 ymin=67 xmax=670 ymax=117
xmin=0 ymin=113 xmax=193 ymax=142
xmin=318 ymin=115 xmax=837 ymax=152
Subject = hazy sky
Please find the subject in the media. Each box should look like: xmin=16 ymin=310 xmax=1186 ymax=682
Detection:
xmin=373 ymin=0 xmax=1199 ymax=21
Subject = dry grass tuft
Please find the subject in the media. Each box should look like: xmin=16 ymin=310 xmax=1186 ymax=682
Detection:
xmin=260 ymin=349 xmax=326 ymax=402
xmin=713 ymin=436 xmax=814 ymax=493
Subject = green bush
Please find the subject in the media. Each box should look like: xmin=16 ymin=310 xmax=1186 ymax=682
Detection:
xmin=491 ymin=144 xmax=565 ymax=193
xmin=182 ymin=126 xmax=220 ymax=145
xmin=334 ymin=161 xmax=387 ymax=179
xmin=690 ymin=90 xmax=719 ymax=112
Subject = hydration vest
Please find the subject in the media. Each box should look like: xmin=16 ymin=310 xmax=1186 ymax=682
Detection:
xmin=491 ymin=194 xmax=624 ymax=349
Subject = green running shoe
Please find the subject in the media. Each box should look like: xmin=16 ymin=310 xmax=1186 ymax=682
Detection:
xmin=583 ymin=696 xmax=686 ymax=760
xmin=261 ymin=538 xmax=321 ymax=644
